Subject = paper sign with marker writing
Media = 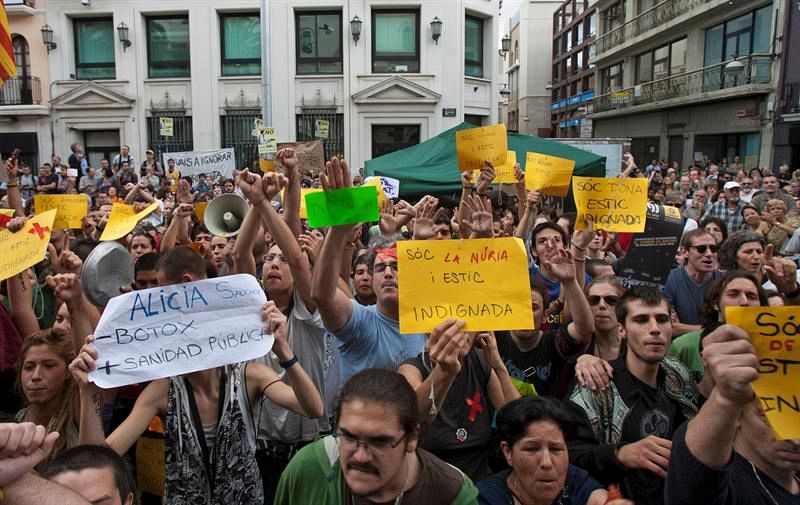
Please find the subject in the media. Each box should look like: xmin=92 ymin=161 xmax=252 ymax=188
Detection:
xmin=573 ymin=177 xmax=648 ymax=233
xmin=398 ymin=237 xmax=533 ymax=333
xmin=0 ymin=209 xmax=56 ymax=282
xmin=89 ymin=274 xmax=272 ymax=389
xmin=364 ymin=176 xmax=401 ymax=199
xmin=305 ymin=187 xmax=379 ymax=229
xmin=281 ymin=188 xmax=323 ymax=219
xmin=456 ymin=124 xmax=508 ymax=172
xmin=362 ymin=177 xmax=387 ymax=208
xmin=100 ymin=201 xmax=161 ymax=242
xmin=525 ymin=153 xmax=575 ymax=196
xmin=34 ymin=194 xmax=89 ymax=229
xmin=725 ymin=306 xmax=800 ymax=439
xmin=469 ymin=151 xmax=518 ymax=184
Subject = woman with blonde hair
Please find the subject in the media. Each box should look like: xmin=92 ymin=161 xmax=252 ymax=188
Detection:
xmin=756 ymin=198 xmax=799 ymax=251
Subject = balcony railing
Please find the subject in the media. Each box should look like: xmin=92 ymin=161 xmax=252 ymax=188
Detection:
xmin=596 ymin=0 xmax=706 ymax=56
xmin=0 ymin=76 xmax=42 ymax=105
xmin=782 ymin=81 xmax=800 ymax=115
xmin=590 ymin=55 xmax=772 ymax=114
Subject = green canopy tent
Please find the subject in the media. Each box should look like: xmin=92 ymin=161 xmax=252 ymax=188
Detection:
xmin=364 ymin=122 xmax=607 ymax=198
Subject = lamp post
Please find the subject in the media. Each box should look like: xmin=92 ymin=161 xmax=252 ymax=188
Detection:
xmin=430 ymin=17 xmax=443 ymax=44
xmin=499 ymin=34 xmax=511 ymax=59
xmin=117 ymin=22 xmax=131 ymax=52
xmin=350 ymin=15 xmax=362 ymax=46
xmin=41 ymin=24 xmax=57 ymax=53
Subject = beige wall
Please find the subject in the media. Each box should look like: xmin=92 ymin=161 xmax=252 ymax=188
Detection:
xmin=7 ymin=0 xmax=51 ymax=102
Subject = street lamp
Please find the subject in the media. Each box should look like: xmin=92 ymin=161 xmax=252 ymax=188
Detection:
xmin=117 ymin=22 xmax=131 ymax=52
xmin=724 ymin=59 xmax=745 ymax=80
xmin=430 ymin=17 xmax=443 ymax=44
xmin=350 ymin=15 xmax=362 ymax=46
xmin=499 ymin=87 xmax=511 ymax=98
xmin=499 ymin=34 xmax=511 ymax=59
xmin=41 ymin=24 xmax=57 ymax=53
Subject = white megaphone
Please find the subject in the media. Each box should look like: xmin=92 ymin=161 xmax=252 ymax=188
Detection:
xmin=205 ymin=193 xmax=250 ymax=237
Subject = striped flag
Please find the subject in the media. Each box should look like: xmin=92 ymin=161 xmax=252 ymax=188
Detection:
xmin=0 ymin=2 xmax=17 ymax=86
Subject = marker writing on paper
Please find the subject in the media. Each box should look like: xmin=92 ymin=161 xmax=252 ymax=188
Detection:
xmin=129 ymin=287 xmax=209 ymax=321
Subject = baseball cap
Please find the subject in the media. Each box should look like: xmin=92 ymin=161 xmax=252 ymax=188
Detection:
xmin=723 ymin=181 xmax=741 ymax=191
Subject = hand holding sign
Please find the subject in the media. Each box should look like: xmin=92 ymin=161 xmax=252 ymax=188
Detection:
xmin=525 ymin=153 xmax=575 ymax=197
xmin=573 ymin=177 xmax=648 ymax=233
xmin=0 ymin=210 xmax=57 ymax=282
xmin=701 ymin=323 xmax=759 ymax=406
xmin=456 ymin=124 xmax=508 ymax=172
xmin=308 ymin=157 xmax=379 ymax=229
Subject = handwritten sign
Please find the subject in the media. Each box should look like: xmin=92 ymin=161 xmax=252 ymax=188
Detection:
xmin=34 ymin=194 xmax=89 ymax=229
xmin=258 ymin=127 xmax=277 ymax=155
xmin=572 ymin=177 xmax=647 ymax=233
xmin=0 ymin=209 xmax=56 ymax=282
xmin=398 ymin=237 xmax=533 ymax=333
xmin=469 ymin=151 xmax=518 ymax=184
xmin=525 ymin=153 xmax=575 ymax=196
xmin=305 ymin=187 xmax=379 ymax=229
xmin=456 ymin=124 xmax=508 ymax=172
xmin=159 ymin=117 xmax=174 ymax=137
xmin=100 ymin=201 xmax=160 ymax=242
xmin=277 ymin=141 xmax=325 ymax=174
xmin=194 ymin=202 xmax=208 ymax=223
xmin=314 ymin=119 xmax=329 ymax=139
xmin=89 ymin=274 xmax=272 ymax=388
xmin=280 ymin=188 xmax=323 ymax=220
xmin=725 ymin=306 xmax=800 ymax=439
xmin=362 ymin=177 xmax=388 ymax=208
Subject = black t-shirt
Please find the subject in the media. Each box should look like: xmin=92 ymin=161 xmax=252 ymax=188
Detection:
xmin=37 ymin=173 xmax=59 ymax=193
xmin=403 ymin=350 xmax=492 ymax=482
xmin=496 ymin=326 xmax=585 ymax=399
xmin=614 ymin=359 xmax=687 ymax=505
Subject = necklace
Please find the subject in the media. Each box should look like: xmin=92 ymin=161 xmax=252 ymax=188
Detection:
xmin=750 ymin=460 xmax=800 ymax=505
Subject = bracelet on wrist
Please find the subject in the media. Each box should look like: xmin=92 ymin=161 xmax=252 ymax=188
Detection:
xmin=279 ymin=356 xmax=299 ymax=369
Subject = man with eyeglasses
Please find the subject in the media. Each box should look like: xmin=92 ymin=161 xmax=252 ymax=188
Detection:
xmin=663 ymin=230 xmax=722 ymax=337
xmin=701 ymin=181 xmax=746 ymax=233
xmin=738 ymin=177 xmax=757 ymax=203
xmin=567 ymin=286 xmax=701 ymax=505
xmin=274 ymin=368 xmax=478 ymax=505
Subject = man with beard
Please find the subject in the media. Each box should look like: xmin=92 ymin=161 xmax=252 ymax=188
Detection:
xmin=701 ymin=181 xmax=746 ymax=233
xmin=663 ymin=230 xmax=723 ymax=336
xmin=274 ymin=369 xmax=478 ymax=504
xmin=567 ymin=287 xmax=701 ymax=505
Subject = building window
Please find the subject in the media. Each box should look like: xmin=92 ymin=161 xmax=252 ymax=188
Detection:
xmin=297 ymin=111 xmax=344 ymax=161
xmin=554 ymin=36 xmax=560 ymax=57
xmin=221 ymin=109 xmax=260 ymax=170
xmin=638 ymin=0 xmax=657 ymax=14
xmin=601 ymin=62 xmax=623 ymax=92
xmin=636 ymin=38 xmax=687 ymax=84
xmin=554 ymin=8 xmax=562 ymax=32
xmin=566 ymin=30 xmax=572 ymax=51
xmin=74 ymin=18 xmax=115 ymax=80
xmin=587 ymin=11 xmax=597 ymax=37
xmin=221 ymin=14 xmax=261 ymax=76
xmin=575 ymin=22 xmax=583 ymax=45
xmin=553 ymin=63 xmax=559 ymax=80
xmin=296 ymin=11 xmax=343 ymax=75
xmin=147 ymin=16 xmax=190 ymax=78
xmin=704 ymin=5 xmax=772 ymax=66
xmin=372 ymin=10 xmax=419 ymax=73
xmin=575 ymin=0 xmax=585 ymax=15
xmin=464 ymin=114 xmax=484 ymax=127
xmin=146 ymin=114 xmax=193 ymax=159
xmin=576 ymin=50 xmax=584 ymax=69
xmin=371 ymin=125 xmax=420 ymax=158
xmin=603 ymin=0 xmax=626 ymax=33
xmin=465 ymin=15 xmax=483 ymax=77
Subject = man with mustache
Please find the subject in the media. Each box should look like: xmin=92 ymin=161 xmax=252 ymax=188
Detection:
xmin=274 ymin=369 xmax=478 ymax=504
xmin=566 ymin=286 xmax=701 ymax=505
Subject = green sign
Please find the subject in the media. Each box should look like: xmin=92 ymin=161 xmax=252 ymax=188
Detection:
xmin=305 ymin=187 xmax=379 ymax=229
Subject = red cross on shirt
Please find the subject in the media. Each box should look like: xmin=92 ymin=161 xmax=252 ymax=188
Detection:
xmin=465 ymin=391 xmax=484 ymax=422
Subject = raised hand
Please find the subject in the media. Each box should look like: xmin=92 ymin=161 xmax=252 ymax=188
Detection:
xmin=763 ymin=244 xmax=799 ymax=294
xmin=475 ymin=161 xmax=496 ymax=195
xmin=261 ymin=301 xmax=292 ymax=361
xmin=428 ymin=318 xmax=469 ymax=376
xmin=394 ymin=200 xmax=416 ymax=228
xmin=526 ymin=189 xmax=541 ymax=209
xmin=461 ymin=170 xmax=473 ymax=190
xmin=276 ymin=148 xmax=299 ymax=175
xmin=68 ymin=335 xmax=98 ymax=389
xmin=573 ymin=215 xmax=595 ymax=250
xmin=461 ymin=194 xmax=493 ymax=238
xmin=174 ymin=203 xmax=194 ymax=220
xmin=47 ymin=241 xmax=82 ymax=276
xmin=262 ymin=172 xmax=288 ymax=201
xmin=476 ymin=331 xmax=503 ymax=370
xmin=0 ymin=422 xmax=60 ymax=487
xmin=236 ymin=169 xmax=266 ymax=204
xmin=514 ymin=163 xmax=524 ymax=184
xmin=701 ymin=324 xmax=759 ymax=405
xmin=46 ymin=273 xmax=83 ymax=303
xmin=379 ymin=199 xmax=400 ymax=235
xmin=319 ymin=156 xmax=353 ymax=192
xmin=298 ymin=230 xmax=323 ymax=265
xmin=412 ymin=195 xmax=440 ymax=240
xmin=544 ymin=247 xmax=577 ymax=282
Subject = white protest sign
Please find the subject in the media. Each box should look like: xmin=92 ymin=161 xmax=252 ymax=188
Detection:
xmin=364 ymin=176 xmax=400 ymax=199
xmin=89 ymin=274 xmax=271 ymax=388
xmin=161 ymin=148 xmax=236 ymax=183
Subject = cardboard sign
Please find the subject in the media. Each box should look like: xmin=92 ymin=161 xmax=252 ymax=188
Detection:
xmin=276 ymin=141 xmax=325 ymax=174
xmin=89 ymin=274 xmax=272 ymax=388
xmin=194 ymin=202 xmax=208 ymax=223
xmin=314 ymin=119 xmax=329 ymax=139
xmin=398 ymin=237 xmax=534 ymax=333
xmin=34 ymin=194 xmax=89 ymax=229
xmin=100 ymin=201 xmax=160 ymax=242
xmin=525 ymin=153 xmax=575 ymax=196
xmin=159 ymin=117 xmax=174 ymax=137
xmin=305 ymin=187 xmax=380 ymax=229
xmin=456 ymin=124 xmax=508 ymax=172
xmin=725 ymin=306 xmax=800 ymax=439
xmin=0 ymin=209 xmax=57 ymax=282
xmin=572 ymin=177 xmax=647 ymax=233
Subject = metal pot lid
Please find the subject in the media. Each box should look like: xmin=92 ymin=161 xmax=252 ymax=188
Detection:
xmin=80 ymin=241 xmax=134 ymax=307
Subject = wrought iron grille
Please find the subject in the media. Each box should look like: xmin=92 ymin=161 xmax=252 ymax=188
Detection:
xmin=782 ymin=82 xmax=800 ymax=116
xmin=296 ymin=110 xmax=344 ymax=161
xmin=146 ymin=92 xmax=193 ymax=160
xmin=221 ymin=108 xmax=261 ymax=170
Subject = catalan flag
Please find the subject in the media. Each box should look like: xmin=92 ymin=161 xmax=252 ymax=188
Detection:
xmin=0 ymin=2 xmax=17 ymax=86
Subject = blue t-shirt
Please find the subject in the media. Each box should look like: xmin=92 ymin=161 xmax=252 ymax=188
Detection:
xmin=663 ymin=267 xmax=722 ymax=325
xmin=529 ymin=264 xmax=592 ymax=332
xmin=334 ymin=300 xmax=426 ymax=384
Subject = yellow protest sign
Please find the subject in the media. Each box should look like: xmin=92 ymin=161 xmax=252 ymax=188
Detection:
xmin=469 ymin=151 xmax=518 ymax=184
xmin=194 ymin=202 xmax=208 ymax=223
xmin=525 ymin=153 xmax=575 ymax=196
xmin=34 ymin=194 xmax=89 ymax=229
xmin=281 ymin=188 xmax=323 ymax=219
xmin=398 ymin=237 xmax=533 ymax=333
xmin=572 ymin=177 xmax=647 ymax=233
xmin=0 ymin=209 xmax=57 ymax=282
xmin=362 ymin=177 xmax=388 ymax=208
xmin=456 ymin=124 xmax=508 ymax=172
xmin=136 ymin=435 xmax=165 ymax=496
xmin=725 ymin=306 xmax=800 ymax=439
xmin=100 ymin=201 xmax=160 ymax=242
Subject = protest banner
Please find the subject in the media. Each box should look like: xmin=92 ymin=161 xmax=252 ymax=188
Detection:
xmin=456 ymin=124 xmax=508 ymax=172
xmin=100 ymin=201 xmax=160 ymax=242
xmin=362 ymin=177 xmax=388 ymax=207
xmin=525 ymin=153 xmax=575 ymax=196
xmin=34 ymin=194 xmax=89 ymax=229
xmin=89 ymin=274 xmax=272 ymax=389
xmin=305 ymin=187 xmax=379 ymax=229
xmin=0 ymin=209 xmax=56 ymax=282
xmin=725 ymin=306 xmax=800 ymax=439
xmin=572 ymin=177 xmax=648 ymax=233
xmin=616 ymin=203 xmax=683 ymax=289
xmin=194 ymin=202 xmax=208 ymax=223
xmin=162 ymin=148 xmax=235 ymax=183
xmin=276 ymin=141 xmax=325 ymax=174
xmin=398 ymin=237 xmax=534 ymax=333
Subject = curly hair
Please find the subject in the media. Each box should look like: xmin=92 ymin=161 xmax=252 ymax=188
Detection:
xmin=717 ymin=230 xmax=764 ymax=271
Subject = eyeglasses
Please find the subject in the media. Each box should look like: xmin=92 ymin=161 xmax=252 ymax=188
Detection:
xmin=336 ymin=430 xmax=406 ymax=454
xmin=371 ymin=262 xmax=399 ymax=273
xmin=263 ymin=253 xmax=288 ymax=263
xmin=689 ymin=244 xmax=718 ymax=254
xmin=587 ymin=295 xmax=619 ymax=306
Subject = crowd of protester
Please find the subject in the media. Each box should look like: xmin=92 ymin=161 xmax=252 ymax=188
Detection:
xmin=0 ymin=143 xmax=798 ymax=505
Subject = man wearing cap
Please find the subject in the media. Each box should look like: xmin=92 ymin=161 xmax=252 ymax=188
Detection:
xmin=701 ymin=181 xmax=746 ymax=233
xmin=140 ymin=149 xmax=163 ymax=178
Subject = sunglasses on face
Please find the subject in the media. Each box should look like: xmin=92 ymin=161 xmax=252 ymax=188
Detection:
xmin=588 ymin=295 xmax=619 ymax=306
xmin=689 ymin=244 xmax=718 ymax=254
